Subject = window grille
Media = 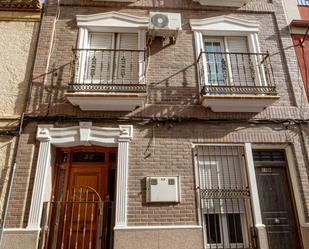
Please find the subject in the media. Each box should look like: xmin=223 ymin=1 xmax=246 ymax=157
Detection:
xmin=196 ymin=145 xmax=256 ymax=249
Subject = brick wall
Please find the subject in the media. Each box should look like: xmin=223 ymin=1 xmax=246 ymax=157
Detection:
xmin=5 ymin=121 xmax=309 ymax=227
xmin=26 ymin=0 xmax=309 ymax=118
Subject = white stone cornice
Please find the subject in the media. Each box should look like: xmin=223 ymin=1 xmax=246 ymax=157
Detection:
xmin=36 ymin=122 xmax=133 ymax=147
xmin=76 ymin=11 xmax=149 ymax=29
xmin=190 ymin=15 xmax=259 ymax=35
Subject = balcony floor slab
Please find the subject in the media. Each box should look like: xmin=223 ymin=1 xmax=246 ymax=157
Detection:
xmin=65 ymin=92 xmax=147 ymax=111
xmin=201 ymin=95 xmax=280 ymax=112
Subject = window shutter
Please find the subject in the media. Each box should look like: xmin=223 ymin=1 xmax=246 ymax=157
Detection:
xmin=87 ymin=33 xmax=114 ymax=82
xmin=226 ymin=37 xmax=255 ymax=86
xmin=226 ymin=37 xmax=248 ymax=53
xmin=115 ymin=33 xmax=139 ymax=83
xmin=89 ymin=33 xmax=114 ymax=49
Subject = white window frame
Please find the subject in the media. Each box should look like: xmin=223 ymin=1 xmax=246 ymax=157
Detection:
xmin=76 ymin=12 xmax=149 ymax=85
xmin=190 ymin=16 xmax=267 ymax=91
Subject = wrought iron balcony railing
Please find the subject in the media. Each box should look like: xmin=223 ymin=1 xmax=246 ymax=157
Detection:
xmin=69 ymin=49 xmax=146 ymax=93
xmin=197 ymin=51 xmax=277 ymax=96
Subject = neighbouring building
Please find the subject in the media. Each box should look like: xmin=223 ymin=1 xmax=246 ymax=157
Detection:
xmin=1 ymin=0 xmax=308 ymax=249
xmin=283 ymin=0 xmax=309 ymax=101
xmin=0 ymin=0 xmax=41 ymax=240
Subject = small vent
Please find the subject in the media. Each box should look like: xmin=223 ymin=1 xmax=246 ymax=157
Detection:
xmin=253 ymin=150 xmax=285 ymax=162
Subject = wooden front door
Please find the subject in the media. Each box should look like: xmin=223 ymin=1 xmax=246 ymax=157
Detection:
xmin=47 ymin=147 xmax=117 ymax=249
xmin=254 ymin=151 xmax=302 ymax=249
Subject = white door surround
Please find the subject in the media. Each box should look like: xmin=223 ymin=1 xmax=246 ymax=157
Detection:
xmin=26 ymin=122 xmax=133 ymax=230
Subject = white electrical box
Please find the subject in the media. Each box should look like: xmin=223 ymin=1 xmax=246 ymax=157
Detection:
xmin=146 ymin=176 xmax=180 ymax=203
xmin=149 ymin=12 xmax=181 ymax=38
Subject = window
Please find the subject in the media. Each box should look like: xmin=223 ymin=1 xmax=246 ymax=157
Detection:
xmin=190 ymin=16 xmax=274 ymax=92
xmin=196 ymin=145 xmax=253 ymax=248
xmin=204 ymin=36 xmax=256 ymax=87
xmin=75 ymin=12 xmax=148 ymax=86
xmin=81 ymin=32 xmax=140 ymax=84
xmin=204 ymin=213 xmax=243 ymax=245
xmin=190 ymin=16 xmax=278 ymax=112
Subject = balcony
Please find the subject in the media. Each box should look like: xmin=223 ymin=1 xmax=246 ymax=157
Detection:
xmin=193 ymin=0 xmax=250 ymax=7
xmin=65 ymin=49 xmax=146 ymax=111
xmin=197 ymin=51 xmax=279 ymax=112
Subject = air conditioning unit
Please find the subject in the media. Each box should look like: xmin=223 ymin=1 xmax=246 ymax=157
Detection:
xmin=146 ymin=176 xmax=181 ymax=203
xmin=149 ymin=12 xmax=181 ymax=38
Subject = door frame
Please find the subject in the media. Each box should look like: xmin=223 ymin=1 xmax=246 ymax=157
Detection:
xmin=252 ymin=145 xmax=305 ymax=249
xmin=28 ymin=123 xmax=133 ymax=232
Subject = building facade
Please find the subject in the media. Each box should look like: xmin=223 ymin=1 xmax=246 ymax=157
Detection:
xmin=1 ymin=0 xmax=309 ymax=249
xmin=283 ymin=0 xmax=309 ymax=101
xmin=0 ymin=0 xmax=41 ymax=242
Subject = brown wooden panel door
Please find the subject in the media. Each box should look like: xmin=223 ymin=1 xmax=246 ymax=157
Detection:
xmin=61 ymin=166 xmax=107 ymax=249
xmin=65 ymin=166 xmax=108 ymax=249
xmin=47 ymin=147 xmax=115 ymax=249
xmin=255 ymin=167 xmax=301 ymax=249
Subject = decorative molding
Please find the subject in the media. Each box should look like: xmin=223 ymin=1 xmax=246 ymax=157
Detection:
xmin=244 ymin=143 xmax=263 ymax=226
xmin=190 ymin=15 xmax=259 ymax=35
xmin=36 ymin=122 xmax=132 ymax=147
xmin=27 ymin=141 xmax=51 ymax=229
xmin=27 ymin=122 xmax=133 ymax=230
xmin=115 ymin=142 xmax=129 ymax=228
xmin=76 ymin=11 xmax=149 ymax=29
xmin=0 ymin=11 xmax=40 ymax=21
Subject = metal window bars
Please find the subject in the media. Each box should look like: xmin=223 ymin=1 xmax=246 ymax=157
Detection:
xmin=196 ymin=145 xmax=257 ymax=249
xmin=37 ymin=187 xmax=114 ymax=249
xmin=196 ymin=51 xmax=277 ymax=96
xmin=68 ymin=49 xmax=146 ymax=93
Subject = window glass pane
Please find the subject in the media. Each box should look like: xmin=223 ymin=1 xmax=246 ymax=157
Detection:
xmin=205 ymin=41 xmax=224 ymax=85
xmin=72 ymin=152 xmax=105 ymax=163
xmin=227 ymin=214 xmax=243 ymax=243
xmin=205 ymin=214 xmax=221 ymax=244
xmin=253 ymin=150 xmax=285 ymax=162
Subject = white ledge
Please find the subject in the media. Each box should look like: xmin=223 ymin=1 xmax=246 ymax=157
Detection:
xmin=201 ymin=95 xmax=279 ymax=112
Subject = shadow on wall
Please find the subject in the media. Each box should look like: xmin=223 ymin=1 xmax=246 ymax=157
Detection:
xmin=0 ymin=139 xmax=13 ymax=221
xmin=13 ymin=23 xmax=41 ymax=116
